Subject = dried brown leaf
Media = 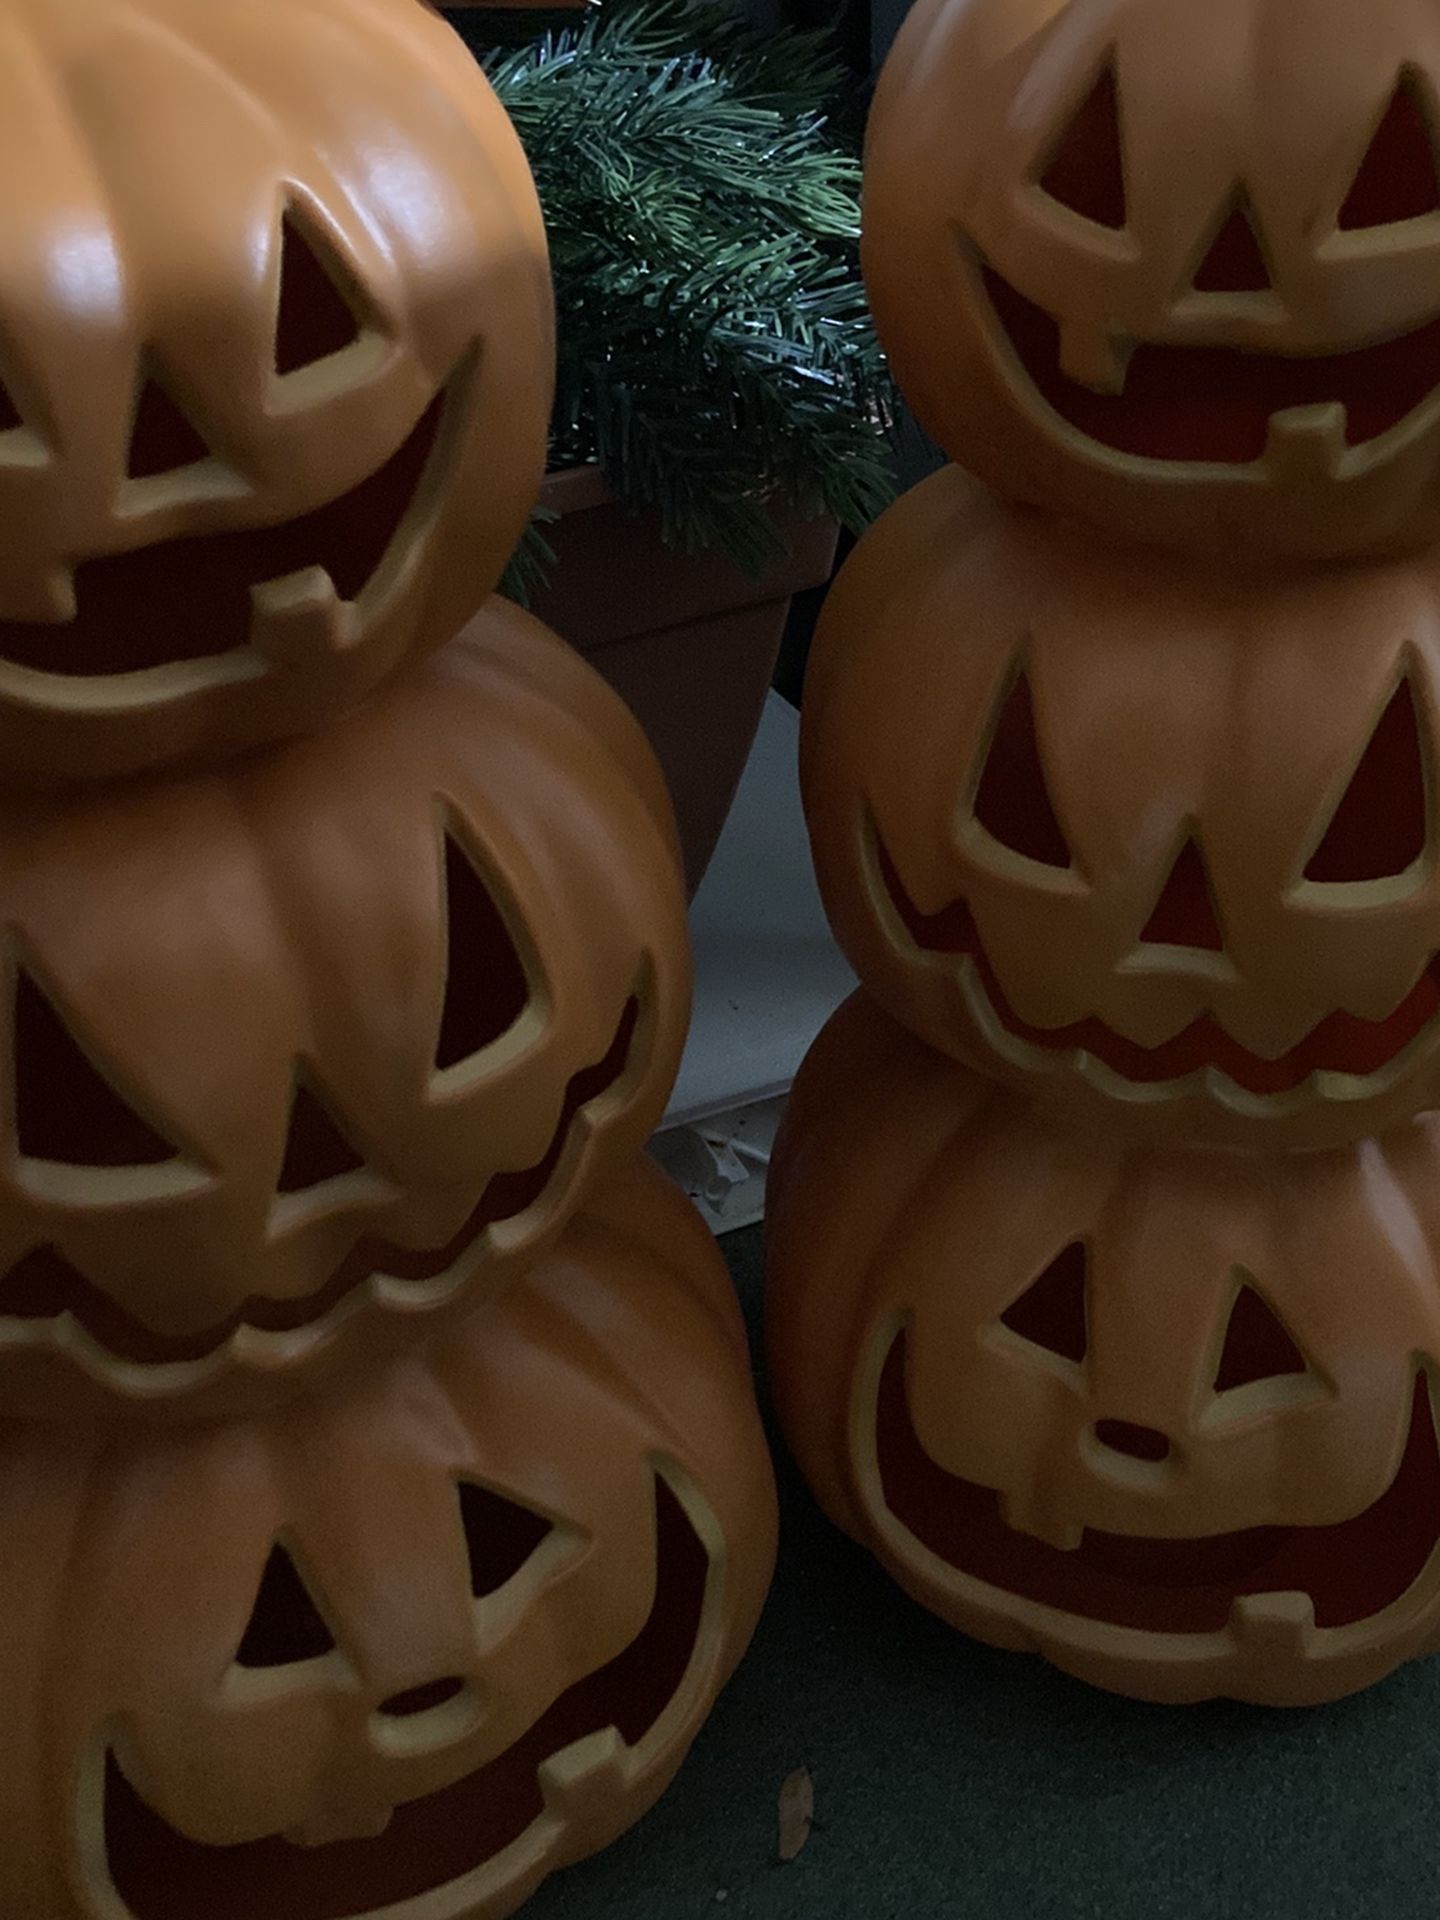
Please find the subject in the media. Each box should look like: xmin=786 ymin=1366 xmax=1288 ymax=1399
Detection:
xmin=777 ymin=1766 xmax=815 ymax=1864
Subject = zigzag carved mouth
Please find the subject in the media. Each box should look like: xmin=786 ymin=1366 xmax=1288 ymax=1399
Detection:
xmin=0 ymin=999 xmax=639 ymax=1366
xmin=101 ymin=1477 xmax=707 ymax=1920
xmin=878 ymin=840 xmax=1440 ymax=1098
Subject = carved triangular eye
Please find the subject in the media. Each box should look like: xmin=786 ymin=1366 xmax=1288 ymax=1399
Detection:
xmin=1139 ymin=839 xmax=1225 ymax=951
xmin=14 ymin=965 xmax=180 ymax=1168
xmin=127 ymin=376 xmax=210 ymax=481
xmin=999 ymin=1241 xmax=1088 ymax=1364
xmin=1304 ymin=680 xmax=1428 ymax=884
xmin=276 ymin=1078 xmax=366 ymax=1195
xmin=235 ymin=1545 xmax=336 ymax=1669
xmin=0 ymin=381 xmax=20 ymax=435
xmin=1037 ymin=61 xmax=1127 ymax=230
xmin=434 ymin=828 xmax=531 ymax=1075
xmin=1340 ymin=71 xmax=1440 ymax=229
xmin=1191 ymin=195 xmax=1272 ymax=294
xmin=973 ymin=672 xmax=1073 ymax=869
xmin=1214 ymin=1283 xmax=1310 ymax=1393
xmin=458 ymin=1481 xmax=555 ymax=1599
xmin=274 ymin=210 xmax=365 ymax=377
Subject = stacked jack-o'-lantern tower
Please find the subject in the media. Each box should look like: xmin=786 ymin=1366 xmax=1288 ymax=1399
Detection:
xmin=0 ymin=3 xmax=775 ymax=1917
xmin=769 ymin=0 xmax=1440 ymax=1707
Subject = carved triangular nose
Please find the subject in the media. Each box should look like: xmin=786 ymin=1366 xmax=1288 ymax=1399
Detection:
xmin=376 ymin=1676 xmax=466 ymax=1719
xmin=370 ymin=1674 xmax=479 ymax=1758
xmin=1140 ymin=839 xmax=1225 ymax=952
xmin=1092 ymin=1419 xmax=1171 ymax=1464
xmin=127 ymin=375 xmax=210 ymax=479
xmin=1192 ymin=194 xmax=1271 ymax=294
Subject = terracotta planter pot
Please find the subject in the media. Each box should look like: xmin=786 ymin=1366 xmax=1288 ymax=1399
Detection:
xmin=533 ymin=466 xmax=841 ymax=895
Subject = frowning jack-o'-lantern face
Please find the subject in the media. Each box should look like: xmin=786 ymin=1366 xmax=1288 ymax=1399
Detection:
xmin=766 ymin=996 xmax=1440 ymax=1706
xmin=0 ymin=1165 xmax=778 ymax=1920
xmin=863 ymin=0 xmax=1440 ymax=558
xmin=803 ymin=473 xmax=1440 ymax=1149
xmin=0 ymin=0 xmax=552 ymax=785
xmin=0 ymin=605 xmax=689 ymax=1423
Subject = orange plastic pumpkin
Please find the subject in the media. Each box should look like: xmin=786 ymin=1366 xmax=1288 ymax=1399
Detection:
xmin=864 ymin=0 xmax=1440 ymax=559
xmin=0 ymin=0 xmax=552 ymax=786
xmin=802 ymin=467 xmax=1440 ymax=1150
xmin=0 ymin=1157 xmax=777 ymax=1920
xmin=0 ymin=599 xmax=688 ymax=1423
xmin=768 ymin=993 xmax=1440 ymax=1706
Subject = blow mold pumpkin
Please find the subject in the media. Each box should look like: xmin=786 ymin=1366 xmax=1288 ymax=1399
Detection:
xmin=863 ymin=0 xmax=1440 ymax=559
xmin=0 ymin=0 xmax=552 ymax=785
xmin=768 ymin=994 xmax=1440 ymax=1706
xmin=0 ymin=600 xmax=688 ymax=1424
xmin=802 ymin=468 xmax=1440 ymax=1150
xmin=0 ymin=1158 xmax=778 ymax=1920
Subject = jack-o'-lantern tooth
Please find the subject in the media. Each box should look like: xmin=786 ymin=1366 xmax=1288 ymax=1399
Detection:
xmin=1227 ymin=1590 xmax=1316 ymax=1656
xmin=998 ymin=1488 xmax=1084 ymax=1552
xmin=1263 ymin=404 xmax=1350 ymax=484
xmin=538 ymin=1725 xmax=628 ymax=1817
xmin=249 ymin=567 xmax=356 ymax=663
xmin=1058 ymin=319 xmax=1130 ymax=394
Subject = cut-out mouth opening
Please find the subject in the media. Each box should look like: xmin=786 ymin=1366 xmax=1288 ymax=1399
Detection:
xmin=101 ymin=1475 xmax=709 ymax=1920
xmin=878 ymin=839 xmax=1440 ymax=1096
xmin=0 ymin=998 xmax=641 ymax=1366
xmin=876 ymin=1331 xmax=1440 ymax=1635
xmin=0 ymin=385 xmax=450 ymax=680
xmin=979 ymin=261 xmax=1440 ymax=466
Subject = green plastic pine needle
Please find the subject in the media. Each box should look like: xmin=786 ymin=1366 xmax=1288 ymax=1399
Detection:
xmin=459 ymin=0 xmax=896 ymax=592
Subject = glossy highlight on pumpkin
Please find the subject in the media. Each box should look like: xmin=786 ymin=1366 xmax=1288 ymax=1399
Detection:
xmin=0 ymin=0 xmax=554 ymax=785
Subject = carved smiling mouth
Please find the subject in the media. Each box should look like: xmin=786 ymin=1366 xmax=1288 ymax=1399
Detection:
xmin=876 ymin=1331 xmax=1440 ymax=1638
xmin=979 ymin=262 xmax=1440 ymax=468
xmin=0 ymin=998 xmax=641 ymax=1369
xmin=0 ymin=381 xmax=452 ymax=681
xmin=100 ymin=1475 xmax=709 ymax=1920
xmin=876 ymin=838 xmax=1440 ymax=1103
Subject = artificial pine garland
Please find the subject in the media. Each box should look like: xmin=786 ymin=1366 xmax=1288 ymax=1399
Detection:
xmin=450 ymin=0 xmax=896 ymax=579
